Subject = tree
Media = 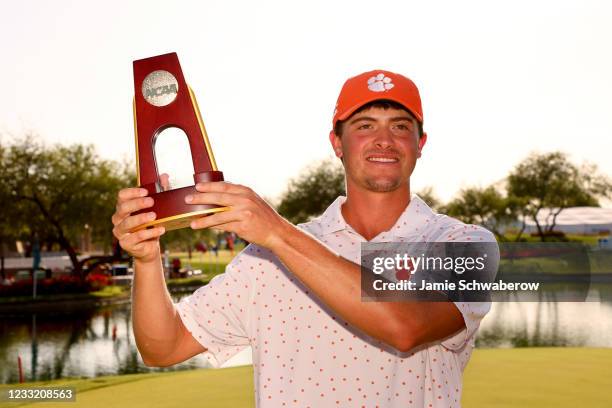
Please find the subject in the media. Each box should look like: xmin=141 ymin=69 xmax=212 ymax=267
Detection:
xmin=2 ymin=135 xmax=134 ymax=278
xmin=277 ymin=159 xmax=345 ymax=224
xmin=507 ymin=151 xmax=611 ymax=241
xmin=443 ymin=186 xmax=517 ymax=241
xmin=0 ymin=142 xmax=23 ymax=280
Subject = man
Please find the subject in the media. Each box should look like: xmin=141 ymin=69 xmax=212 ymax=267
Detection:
xmin=112 ymin=70 xmax=498 ymax=407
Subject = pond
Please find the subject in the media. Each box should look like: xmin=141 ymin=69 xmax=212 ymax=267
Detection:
xmin=2 ymin=291 xmax=612 ymax=384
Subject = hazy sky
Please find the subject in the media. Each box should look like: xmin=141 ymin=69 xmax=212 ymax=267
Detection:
xmin=2 ymin=0 xmax=611 ymax=205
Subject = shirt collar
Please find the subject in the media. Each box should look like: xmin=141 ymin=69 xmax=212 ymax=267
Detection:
xmin=317 ymin=196 xmax=349 ymax=235
xmin=316 ymin=194 xmax=437 ymax=240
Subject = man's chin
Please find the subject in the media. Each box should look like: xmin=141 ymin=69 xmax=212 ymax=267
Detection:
xmin=364 ymin=178 xmax=403 ymax=192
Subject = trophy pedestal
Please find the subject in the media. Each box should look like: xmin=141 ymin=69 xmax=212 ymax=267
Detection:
xmin=130 ymin=186 xmax=228 ymax=232
xmin=130 ymin=170 xmax=227 ymax=232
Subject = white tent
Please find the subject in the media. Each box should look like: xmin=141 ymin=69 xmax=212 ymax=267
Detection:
xmin=524 ymin=207 xmax=612 ymax=235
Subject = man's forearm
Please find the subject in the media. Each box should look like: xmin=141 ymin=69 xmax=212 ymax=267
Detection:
xmin=267 ymin=221 xmax=419 ymax=351
xmin=184 ymin=181 xmax=464 ymax=351
xmin=132 ymin=257 xmax=183 ymax=364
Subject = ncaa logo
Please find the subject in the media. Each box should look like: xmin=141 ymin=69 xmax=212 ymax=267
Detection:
xmin=142 ymin=70 xmax=179 ymax=107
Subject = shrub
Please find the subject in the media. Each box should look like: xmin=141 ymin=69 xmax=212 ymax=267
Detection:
xmin=0 ymin=274 xmax=109 ymax=297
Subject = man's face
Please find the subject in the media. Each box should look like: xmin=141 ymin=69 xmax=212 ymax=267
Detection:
xmin=330 ymin=106 xmax=427 ymax=193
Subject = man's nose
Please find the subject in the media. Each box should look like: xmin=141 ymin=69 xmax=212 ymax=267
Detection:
xmin=374 ymin=127 xmax=394 ymax=149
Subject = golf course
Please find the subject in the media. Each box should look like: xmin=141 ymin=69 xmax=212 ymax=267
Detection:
xmin=1 ymin=347 xmax=610 ymax=407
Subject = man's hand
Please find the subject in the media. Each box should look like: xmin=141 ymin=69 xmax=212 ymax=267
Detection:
xmin=111 ymin=173 xmax=170 ymax=263
xmin=185 ymin=182 xmax=290 ymax=249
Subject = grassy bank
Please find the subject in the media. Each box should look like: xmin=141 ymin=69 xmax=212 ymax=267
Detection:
xmin=1 ymin=348 xmax=610 ymax=407
xmin=0 ymin=365 xmax=254 ymax=408
xmin=462 ymin=348 xmax=611 ymax=407
xmin=0 ymin=286 xmax=129 ymax=305
xmin=0 ymin=264 xmax=227 ymax=307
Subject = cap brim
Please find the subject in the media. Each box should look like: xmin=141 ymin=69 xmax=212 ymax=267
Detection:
xmin=336 ymin=95 xmax=423 ymax=124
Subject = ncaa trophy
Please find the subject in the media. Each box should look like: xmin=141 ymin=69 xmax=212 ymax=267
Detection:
xmin=130 ymin=52 xmax=227 ymax=232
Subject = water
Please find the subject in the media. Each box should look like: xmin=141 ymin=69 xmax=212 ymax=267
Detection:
xmin=2 ymin=292 xmax=612 ymax=384
xmin=478 ymin=300 xmax=612 ymax=347
xmin=0 ymin=294 xmax=250 ymax=384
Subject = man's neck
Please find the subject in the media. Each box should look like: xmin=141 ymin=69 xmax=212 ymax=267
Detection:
xmin=341 ymin=184 xmax=411 ymax=241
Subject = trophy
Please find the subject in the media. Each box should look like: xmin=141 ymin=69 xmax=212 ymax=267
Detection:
xmin=130 ymin=52 xmax=227 ymax=232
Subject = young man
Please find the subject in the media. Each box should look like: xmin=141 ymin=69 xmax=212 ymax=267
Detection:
xmin=112 ymin=70 xmax=498 ymax=407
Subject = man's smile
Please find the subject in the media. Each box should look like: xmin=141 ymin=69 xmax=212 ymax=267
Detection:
xmin=365 ymin=154 xmax=400 ymax=163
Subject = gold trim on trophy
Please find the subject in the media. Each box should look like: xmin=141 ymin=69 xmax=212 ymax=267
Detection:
xmin=189 ymin=86 xmax=218 ymax=171
xmin=133 ymin=98 xmax=141 ymax=186
xmin=130 ymin=206 xmax=229 ymax=232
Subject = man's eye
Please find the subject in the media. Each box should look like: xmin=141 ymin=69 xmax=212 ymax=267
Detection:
xmin=358 ymin=124 xmax=372 ymax=130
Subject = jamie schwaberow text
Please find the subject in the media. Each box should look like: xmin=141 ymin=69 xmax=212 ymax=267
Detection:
xmin=372 ymin=279 xmax=540 ymax=292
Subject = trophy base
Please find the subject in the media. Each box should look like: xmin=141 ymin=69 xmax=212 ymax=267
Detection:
xmin=130 ymin=207 xmax=229 ymax=232
xmin=129 ymin=181 xmax=229 ymax=233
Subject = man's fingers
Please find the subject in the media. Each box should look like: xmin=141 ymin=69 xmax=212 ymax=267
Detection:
xmin=116 ymin=196 xmax=154 ymax=219
xmin=160 ymin=173 xmax=171 ymax=191
xmin=185 ymin=192 xmax=241 ymax=207
xmin=207 ymin=221 xmax=241 ymax=235
xmin=112 ymin=188 xmax=149 ymax=227
xmin=191 ymin=210 xmax=239 ymax=230
xmin=115 ymin=212 xmax=157 ymax=236
xmin=195 ymin=181 xmax=251 ymax=195
xmin=118 ymin=187 xmax=148 ymax=203
xmin=120 ymin=226 xmax=165 ymax=248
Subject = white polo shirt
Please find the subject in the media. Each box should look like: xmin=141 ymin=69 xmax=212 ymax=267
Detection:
xmin=176 ymin=195 xmax=497 ymax=407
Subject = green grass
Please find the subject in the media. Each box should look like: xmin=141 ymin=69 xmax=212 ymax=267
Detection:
xmin=0 ymin=365 xmax=254 ymax=408
xmin=0 ymin=286 xmax=128 ymax=304
xmin=502 ymin=233 xmax=604 ymax=245
xmin=463 ymin=348 xmax=612 ymax=407
xmin=89 ymin=285 xmax=128 ymax=297
xmin=164 ymin=248 xmax=241 ymax=286
xmin=2 ymin=348 xmax=610 ymax=407
xmin=175 ymin=246 xmax=244 ymax=265
xmin=166 ymin=276 xmax=211 ymax=289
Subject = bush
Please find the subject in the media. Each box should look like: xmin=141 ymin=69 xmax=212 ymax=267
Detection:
xmin=0 ymin=274 xmax=108 ymax=297
xmin=86 ymin=272 xmax=111 ymax=290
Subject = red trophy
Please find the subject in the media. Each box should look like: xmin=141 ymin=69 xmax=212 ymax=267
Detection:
xmin=130 ymin=52 xmax=227 ymax=232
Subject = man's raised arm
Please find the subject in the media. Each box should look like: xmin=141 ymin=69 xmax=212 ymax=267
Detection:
xmin=185 ymin=181 xmax=485 ymax=352
xmin=111 ymin=179 xmax=206 ymax=367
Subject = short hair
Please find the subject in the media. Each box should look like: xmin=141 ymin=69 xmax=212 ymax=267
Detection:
xmin=334 ymin=99 xmax=423 ymax=138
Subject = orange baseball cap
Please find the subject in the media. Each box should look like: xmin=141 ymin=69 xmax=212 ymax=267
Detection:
xmin=332 ymin=70 xmax=423 ymax=131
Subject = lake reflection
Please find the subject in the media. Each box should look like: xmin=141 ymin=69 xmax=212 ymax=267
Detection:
xmin=2 ymin=291 xmax=612 ymax=383
xmin=478 ymin=300 xmax=612 ymax=347
xmin=0 ymin=295 xmax=220 ymax=384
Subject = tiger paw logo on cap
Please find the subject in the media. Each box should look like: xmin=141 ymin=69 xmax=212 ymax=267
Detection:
xmin=367 ymin=73 xmax=395 ymax=92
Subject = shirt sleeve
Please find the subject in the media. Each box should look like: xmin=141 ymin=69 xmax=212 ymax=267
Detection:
xmin=439 ymin=224 xmax=500 ymax=351
xmin=175 ymin=245 xmax=255 ymax=367
xmin=440 ymin=301 xmax=491 ymax=351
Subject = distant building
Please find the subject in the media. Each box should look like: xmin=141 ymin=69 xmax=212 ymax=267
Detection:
xmin=523 ymin=207 xmax=612 ymax=235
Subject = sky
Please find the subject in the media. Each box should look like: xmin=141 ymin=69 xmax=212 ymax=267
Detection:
xmin=2 ymin=0 xmax=611 ymax=205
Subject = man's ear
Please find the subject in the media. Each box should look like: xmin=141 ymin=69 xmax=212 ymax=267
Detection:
xmin=329 ymin=130 xmax=343 ymax=158
xmin=417 ymin=131 xmax=428 ymax=159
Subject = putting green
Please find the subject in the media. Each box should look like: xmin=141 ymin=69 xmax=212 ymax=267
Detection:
xmin=0 ymin=366 xmax=255 ymax=408
xmin=462 ymin=348 xmax=612 ymax=407
xmin=2 ymin=348 xmax=611 ymax=407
